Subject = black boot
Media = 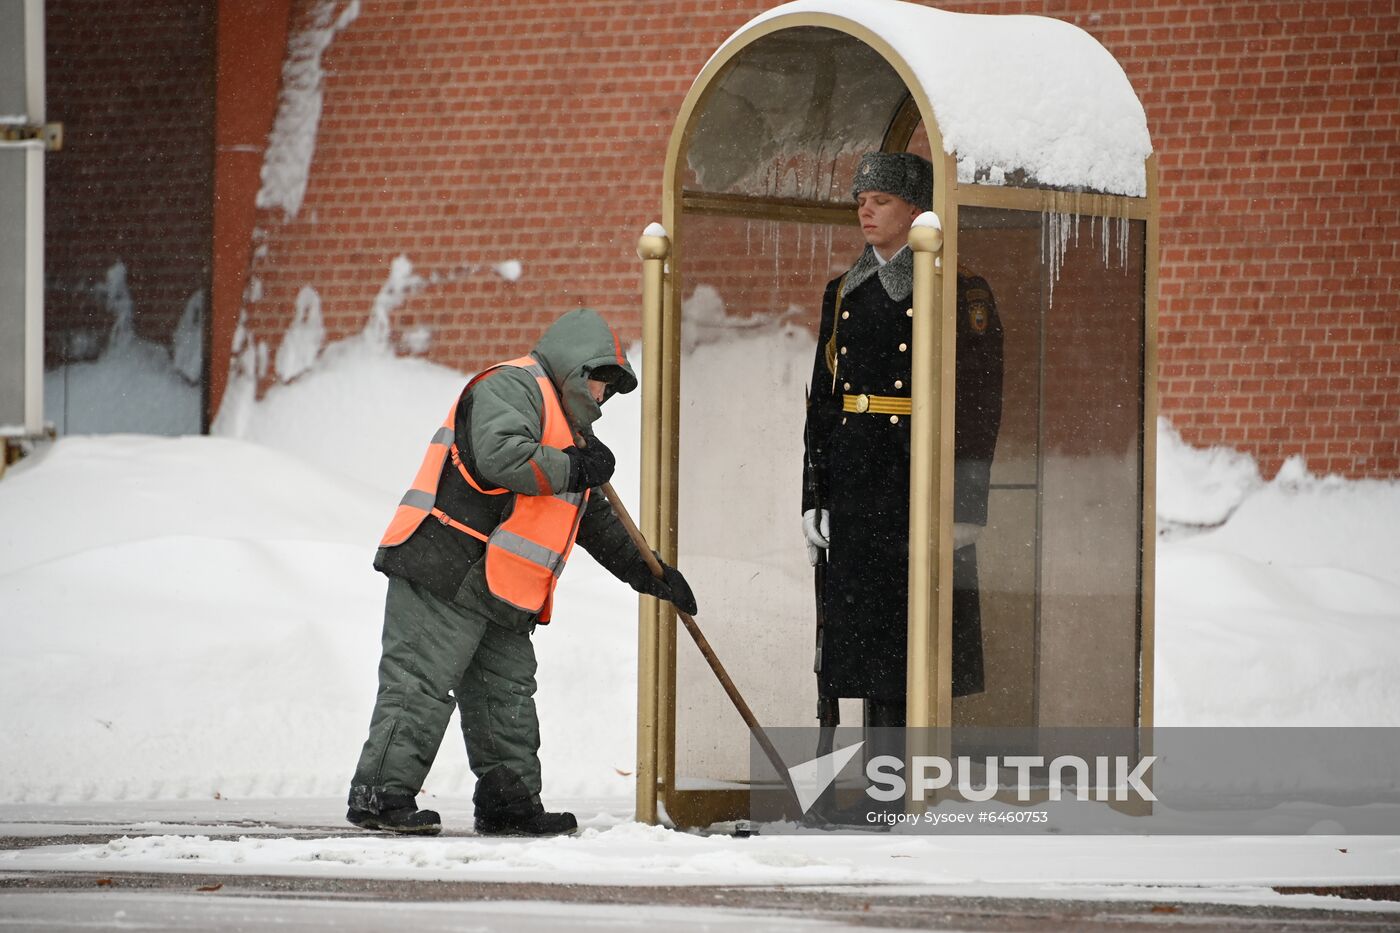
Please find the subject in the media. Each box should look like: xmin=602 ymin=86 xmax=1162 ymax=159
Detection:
xmin=346 ymin=787 xmax=441 ymax=836
xmin=472 ymin=766 xmax=578 ymax=837
xmin=805 ymin=699 xmax=908 ymax=829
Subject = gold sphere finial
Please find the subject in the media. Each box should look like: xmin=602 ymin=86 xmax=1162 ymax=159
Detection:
xmin=637 ymin=223 xmax=671 ymax=261
xmin=908 ymin=212 xmax=943 ymax=254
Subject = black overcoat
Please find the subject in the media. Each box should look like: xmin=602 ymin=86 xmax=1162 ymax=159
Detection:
xmin=803 ymin=258 xmax=1004 ymax=701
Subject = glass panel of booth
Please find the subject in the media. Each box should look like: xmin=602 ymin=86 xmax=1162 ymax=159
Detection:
xmin=684 ymin=26 xmax=907 ymax=202
xmin=665 ymin=200 xmax=1148 ymax=796
xmin=672 ymin=212 xmax=868 ymax=790
xmin=956 ymin=206 xmax=1148 ymax=739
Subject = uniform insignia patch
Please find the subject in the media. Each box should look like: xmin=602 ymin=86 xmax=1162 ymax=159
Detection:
xmin=968 ymin=300 xmax=990 ymax=334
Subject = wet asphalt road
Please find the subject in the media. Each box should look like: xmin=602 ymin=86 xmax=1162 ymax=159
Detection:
xmin=2 ymin=869 xmax=1398 ymax=932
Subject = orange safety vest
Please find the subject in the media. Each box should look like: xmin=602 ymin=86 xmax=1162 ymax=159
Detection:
xmin=378 ymin=355 xmax=588 ymax=623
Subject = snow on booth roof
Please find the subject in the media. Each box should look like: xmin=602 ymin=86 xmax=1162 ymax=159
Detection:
xmin=705 ymin=0 xmax=1152 ymax=198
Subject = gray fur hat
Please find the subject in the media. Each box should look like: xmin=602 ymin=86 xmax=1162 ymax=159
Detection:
xmin=851 ymin=151 xmax=933 ymax=212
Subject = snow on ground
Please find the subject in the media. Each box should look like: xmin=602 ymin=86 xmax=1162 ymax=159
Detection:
xmin=2 ymin=334 xmax=642 ymax=806
xmin=1155 ymin=418 xmax=1262 ymax=529
xmin=2 ymin=798 xmax=1399 ymax=909
xmin=3 ymin=297 xmax=1400 ymax=895
xmin=3 ymin=814 xmax=1398 ymax=896
xmin=44 ymin=262 xmax=202 ymax=436
xmin=44 ymin=334 xmax=202 ymax=437
xmin=1154 ymin=444 xmax=1400 ymax=727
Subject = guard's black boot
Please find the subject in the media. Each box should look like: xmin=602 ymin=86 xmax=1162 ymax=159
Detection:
xmin=346 ymin=788 xmax=441 ymax=836
xmin=472 ymin=765 xmax=578 ymax=837
xmin=803 ymin=699 xmax=905 ymax=829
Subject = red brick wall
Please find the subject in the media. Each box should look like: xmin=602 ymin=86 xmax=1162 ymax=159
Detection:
xmin=45 ymin=0 xmax=215 ymax=364
xmin=235 ymin=0 xmax=1399 ymax=478
xmin=238 ymin=0 xmax=734 ymax=373
xmin=1118 ymin=0 xmax=1400 ymax=478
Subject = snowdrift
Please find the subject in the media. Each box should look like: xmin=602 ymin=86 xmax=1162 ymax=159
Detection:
xmin=2 ymin=318 xmax=1398 ymax=804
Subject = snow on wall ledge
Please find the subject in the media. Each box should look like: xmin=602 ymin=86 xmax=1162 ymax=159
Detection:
xmin=256 ymin=0 xmax=361 ymax=219
xmin=711 ymin=0 xmax=1152 ymax=197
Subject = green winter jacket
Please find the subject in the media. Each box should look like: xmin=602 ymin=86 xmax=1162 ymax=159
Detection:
xmin=374 ymin=308 xmax=647 ymax=628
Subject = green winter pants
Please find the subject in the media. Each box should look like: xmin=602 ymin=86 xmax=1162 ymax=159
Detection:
xmin=349 ymin=574 xmax=542 ymax=808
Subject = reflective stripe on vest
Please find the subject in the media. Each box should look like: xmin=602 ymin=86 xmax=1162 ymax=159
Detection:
xmin=482 ymin=357 xmax=589 ymax=621
xmin=379 ymin=413 xmax=462 ymax=548
xmin=377 ymin=355 xmax=588 ymax=623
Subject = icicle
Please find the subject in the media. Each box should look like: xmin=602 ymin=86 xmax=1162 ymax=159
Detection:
xmin=1119 ymin=207 xmax=1130 ymax=271
xmin=1041 ymin=210 xmax=1075 ymax=306
xmin=773 ymin=221 xmax=781 ymax=283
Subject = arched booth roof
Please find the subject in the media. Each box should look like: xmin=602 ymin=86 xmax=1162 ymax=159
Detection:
xmin=681 ymin=0 xmax=1153 ymax=200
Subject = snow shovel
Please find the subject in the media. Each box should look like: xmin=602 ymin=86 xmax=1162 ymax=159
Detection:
xmin=573 ymin=433 xmax=802 ymax=815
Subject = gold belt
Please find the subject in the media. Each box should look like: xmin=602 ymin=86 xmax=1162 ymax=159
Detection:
xmin=841 ymin=393 xmax=911 ymax=415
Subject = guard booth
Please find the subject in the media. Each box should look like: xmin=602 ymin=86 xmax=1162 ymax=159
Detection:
xmin=634 ymin=0 xmax=1158 ymax=827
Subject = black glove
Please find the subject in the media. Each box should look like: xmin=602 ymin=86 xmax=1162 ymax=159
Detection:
xmin=564 ymin=435 xmax=615 ymax=491
xmin=637 ymin=557 xmax=699 ymax=616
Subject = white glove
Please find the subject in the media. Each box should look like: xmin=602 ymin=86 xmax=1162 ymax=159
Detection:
xmin=953 ymin=523 xmax=983 ymax=551
xmin=802 ymin=508 xmax=830 ymax=566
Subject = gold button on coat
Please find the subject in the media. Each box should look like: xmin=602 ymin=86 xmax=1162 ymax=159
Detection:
xmin=840 ymin=346 xmax=847 ymax=355
xmin=898 ymin=342 xmax=907 ymax=352
xmin=894 ymin=380 xmax=903 ymax=389
xmin=906 ymin=308 xmax=913 ymax=317
xmin=890 ymin=415 xmax=900 ymax=424
xmin=854 ymin=394 xmax=870 ymax=413
xmin=841 ymin=310 xmax=849 ymax=319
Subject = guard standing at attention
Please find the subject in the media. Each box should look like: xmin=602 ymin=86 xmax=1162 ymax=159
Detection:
xmin=802 ymin=151 xmax=1004 ymax=727
xmin=348 ymin=308 xmax=697 ymax=837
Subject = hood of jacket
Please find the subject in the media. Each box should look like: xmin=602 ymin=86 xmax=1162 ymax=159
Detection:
xmin=531 ymin=308 xmax=638 ymax=430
